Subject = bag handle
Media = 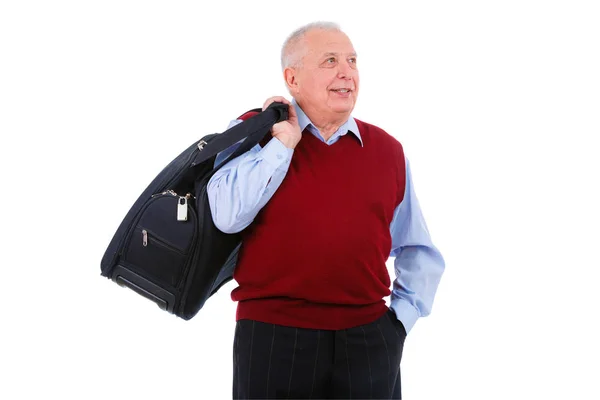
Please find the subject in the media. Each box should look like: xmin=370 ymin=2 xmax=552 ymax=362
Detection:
xmin=190 ymin=102 xmax=289 ymax=168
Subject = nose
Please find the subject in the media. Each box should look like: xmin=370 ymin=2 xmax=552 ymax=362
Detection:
xmin=337 ymin=60 xmax=354 ymax=80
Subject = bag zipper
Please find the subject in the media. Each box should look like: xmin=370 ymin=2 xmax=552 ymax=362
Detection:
xmin=176 ymin=185 xmax=208 ymax=314
xmin=140 ymin=228 xmax=186 ymax=255
xmin=174 ymin=204 xmax=198 ymax=289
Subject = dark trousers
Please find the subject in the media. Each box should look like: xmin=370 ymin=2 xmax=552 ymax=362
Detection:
xmin=233 ymin=308 xmax=406 ymax=399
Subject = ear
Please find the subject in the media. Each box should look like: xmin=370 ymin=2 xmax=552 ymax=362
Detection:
xmin=284 ymin=67 xmax=299 ymax=94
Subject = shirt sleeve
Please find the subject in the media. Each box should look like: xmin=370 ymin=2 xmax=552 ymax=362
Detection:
xmin=206 ymin=119 xmax=294 ymax=234
xmin=388 ymin=157 xmax=446 ymax=334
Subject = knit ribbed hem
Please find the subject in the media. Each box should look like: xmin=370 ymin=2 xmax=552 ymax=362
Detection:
xmin=236 ymin=298 xmax=389 ymax=330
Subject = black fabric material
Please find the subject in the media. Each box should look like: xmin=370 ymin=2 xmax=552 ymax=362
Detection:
xmin=100 ymin=103 xmax=289 ymax=320
xmin=233 ymin=308 xmax=406 ymax=399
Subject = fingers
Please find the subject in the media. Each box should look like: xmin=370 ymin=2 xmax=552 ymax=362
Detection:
xmin=262 ymin=96 xmax=291 ymax=111
xmin=262 ymin=96 xmax=298 ymax=126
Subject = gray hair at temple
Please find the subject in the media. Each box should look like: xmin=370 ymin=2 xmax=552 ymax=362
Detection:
xmin=280 ymin=21 xmax=342 ymax=70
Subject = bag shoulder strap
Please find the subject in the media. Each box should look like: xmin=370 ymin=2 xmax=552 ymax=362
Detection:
xmin=192 ymin=102 xmax=288 ymax=168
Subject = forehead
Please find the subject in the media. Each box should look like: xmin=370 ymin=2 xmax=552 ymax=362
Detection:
xmin=302 ymin=29 xmax=356 ymax=57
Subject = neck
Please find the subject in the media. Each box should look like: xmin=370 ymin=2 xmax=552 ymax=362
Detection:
xmin=299 ymin=102 xmax=350 ymax=140
xmin=313 ymin=121 xmax=343 ymax=140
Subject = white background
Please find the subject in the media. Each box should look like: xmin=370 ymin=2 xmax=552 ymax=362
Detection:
xmin=1 ymin=1 xmax=599 ymax=399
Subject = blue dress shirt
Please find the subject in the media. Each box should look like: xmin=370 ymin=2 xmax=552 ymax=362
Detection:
xmin=206 ymin=100 xmax=445 ymax=334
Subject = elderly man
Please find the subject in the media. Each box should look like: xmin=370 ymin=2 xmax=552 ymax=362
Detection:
xmin=207 ymin=21 xmax=445 ymax=400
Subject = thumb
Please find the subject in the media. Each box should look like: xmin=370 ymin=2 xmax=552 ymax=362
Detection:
xmin=271 ymin=121 xmax=286 ymax=133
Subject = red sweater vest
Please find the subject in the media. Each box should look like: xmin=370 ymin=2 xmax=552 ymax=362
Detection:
xmin=231 ymin=117 xmax=406 ymax=330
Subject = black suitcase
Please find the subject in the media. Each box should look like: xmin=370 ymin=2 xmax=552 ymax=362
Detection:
xmin=100 ymin=102 xmax=289 ymax=320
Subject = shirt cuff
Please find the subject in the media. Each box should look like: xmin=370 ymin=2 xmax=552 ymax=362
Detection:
xmin=259 ymin=137 xmax=294 ymax=169
xmin=389 ymin=298 xmax=420 ymax=334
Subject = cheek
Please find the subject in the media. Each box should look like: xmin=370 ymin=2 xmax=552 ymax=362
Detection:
xmin=299 ymin=70 xmax=338 ymax=99
xmin=308 ymin=76 xmax=331 ymax=97
xmin=314 ymin=74 xmax=331 ymax=90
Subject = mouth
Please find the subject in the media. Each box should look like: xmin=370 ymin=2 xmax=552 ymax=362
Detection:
xmin=330 ymin=88 xmax=353 ymax=93
xmin=330 ymin=88 xmax=354 ymax=99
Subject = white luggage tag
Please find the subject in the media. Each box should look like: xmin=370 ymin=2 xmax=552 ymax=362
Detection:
xmin=177 ymin=196 xmax=188 ymax=221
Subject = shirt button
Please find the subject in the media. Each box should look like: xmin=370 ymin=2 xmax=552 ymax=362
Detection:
xmin=277 ymin=154 xmax=283 ymax=160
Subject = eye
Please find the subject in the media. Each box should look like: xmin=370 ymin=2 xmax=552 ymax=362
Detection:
xmin=348 ymin=57 xmax=357 ymax=64
xmin=322 ymin=57 xmax=337 ymax=68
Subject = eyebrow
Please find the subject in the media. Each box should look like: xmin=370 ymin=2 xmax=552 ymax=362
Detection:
xmin=323 ymin=52 xmax=358 ymax=58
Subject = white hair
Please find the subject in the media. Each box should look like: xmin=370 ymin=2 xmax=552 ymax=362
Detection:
xmin=280 ymin=21 xmax=342 ymax=70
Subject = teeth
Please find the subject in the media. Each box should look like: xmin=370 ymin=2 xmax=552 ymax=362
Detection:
xmin=334 ymin=89 xmax=349 ymax=93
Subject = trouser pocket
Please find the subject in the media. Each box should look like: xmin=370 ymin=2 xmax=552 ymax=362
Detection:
xmin=386 ymin=308 xmax=407 ymax=338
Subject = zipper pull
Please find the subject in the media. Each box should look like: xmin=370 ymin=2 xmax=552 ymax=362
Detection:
xmin=142 ymin=229 xmax=148 ymax=247
xmin=152 ymin=189 xmax=178 ymax=198
xmin=177 ymin=196 xmax=188 ymax=221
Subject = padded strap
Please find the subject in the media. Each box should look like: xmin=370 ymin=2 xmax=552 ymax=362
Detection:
xmin=191 ymin=102 xmax=288 ymax=167
xmin=238 ymin=110 xmax=272 ymax=148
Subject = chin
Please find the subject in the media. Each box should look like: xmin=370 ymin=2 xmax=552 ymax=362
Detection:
xmin=331 ymin=102 xmax=355 ymax=114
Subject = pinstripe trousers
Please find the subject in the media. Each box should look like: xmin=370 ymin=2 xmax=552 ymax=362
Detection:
xmin=233 ymin=308 xmax=406 ymax=399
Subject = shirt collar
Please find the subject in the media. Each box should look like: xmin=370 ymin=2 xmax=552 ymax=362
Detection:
xmin=292 ymin=98 xmax=363 ymax=147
